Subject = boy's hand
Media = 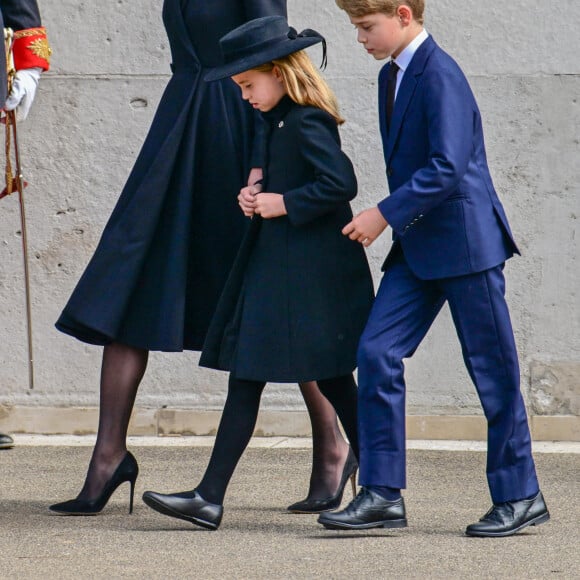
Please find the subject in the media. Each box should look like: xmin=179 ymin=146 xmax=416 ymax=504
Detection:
xmin=254 ymin=193 xmax=287 ymax=219
xmin=238 ymin=184 xmax=261 ymax=217
xmin=342 ymin=207 xmax=388 ymax=247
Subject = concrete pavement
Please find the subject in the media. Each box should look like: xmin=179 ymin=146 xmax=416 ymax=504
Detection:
xmin=1 ymin=438 xmax=578 ymax=579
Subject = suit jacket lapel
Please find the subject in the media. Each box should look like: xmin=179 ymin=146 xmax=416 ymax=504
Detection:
xmin=385 ymin=36 xmax=437 ymax=162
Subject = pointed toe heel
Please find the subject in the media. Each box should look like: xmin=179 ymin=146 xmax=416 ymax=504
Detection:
xmin=287 ymin=447 xmax=358 ymax=514
xmin=49 ymin=451 xmax=139 ymax=516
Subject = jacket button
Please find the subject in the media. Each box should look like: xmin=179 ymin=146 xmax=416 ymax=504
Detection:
xmin=387 ymin=167 xmax=393 ymax=177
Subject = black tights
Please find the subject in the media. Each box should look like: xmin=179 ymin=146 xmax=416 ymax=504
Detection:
xmin=196 ymin=374 xmax=359 ymax=505
xmin=75 ymin=343 xmax=349 ymax=502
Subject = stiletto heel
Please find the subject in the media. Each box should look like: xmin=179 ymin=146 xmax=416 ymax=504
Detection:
xmin=350 ymin=470 xmax=357 ymax=499
xmin=49 ymin=451 xmax=139 ymax=516
xmin=287 ymin=447 xmax=358 ymax=514
xmin=129 ymin=475 xmax=137 ymax=514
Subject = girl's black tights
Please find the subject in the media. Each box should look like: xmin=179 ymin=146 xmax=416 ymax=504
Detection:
xmin=196 ymin=373 xmax=359 ymax=505
xmin=195 ymin=376 xmax=266 ymax=505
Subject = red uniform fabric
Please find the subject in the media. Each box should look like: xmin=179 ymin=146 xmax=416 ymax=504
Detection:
xmin=12 ymin=26 xmax=51 ymax=71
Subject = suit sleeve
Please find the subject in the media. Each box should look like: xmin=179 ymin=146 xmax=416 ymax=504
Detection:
xmin=378 ymin=66 xmax=475 ymax=236
xmin=244 ymin=0 xmax=287 ymax=20
xmin=283 ymin=109 xmax=358 ymax=227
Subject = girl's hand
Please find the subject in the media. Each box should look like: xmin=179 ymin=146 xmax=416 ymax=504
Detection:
xmin=238 ymin=184 xmax=261 ymax=217
xmin=247 ymin=167 xmax=263 ymax=187
xmin=254 ymin=193 xmax=287 ymax=219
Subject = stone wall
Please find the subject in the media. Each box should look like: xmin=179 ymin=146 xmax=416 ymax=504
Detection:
xmin=0 ymin=1 xmax=578 ymax=439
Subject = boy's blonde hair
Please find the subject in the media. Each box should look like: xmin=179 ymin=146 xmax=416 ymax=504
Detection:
xmin=335 ymin=0 xmax=425 ymax=24
xmin=254 ymin=50 xmax=345 ymax=125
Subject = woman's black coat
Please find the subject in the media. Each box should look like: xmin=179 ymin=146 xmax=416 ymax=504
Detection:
xmin=55 ymin=0 xmax=287 ymax=351
xmin=200 ymin=97 xmax=374 ymax=383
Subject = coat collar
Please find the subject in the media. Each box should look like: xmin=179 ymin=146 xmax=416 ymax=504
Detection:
xmin=261 ymin=95 xmax=295 ymax=127
xmin=381 ymin=35 xmax=437 ymax=162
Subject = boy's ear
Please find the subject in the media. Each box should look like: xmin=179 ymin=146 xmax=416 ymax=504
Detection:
xmin=396 ymin=4 xmax=413 ymax=25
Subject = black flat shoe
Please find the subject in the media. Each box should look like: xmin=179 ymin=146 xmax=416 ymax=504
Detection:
xmin=287 ymin=447 xmax=358 ymax=514
xmin=465 ymin=491 xmax=550 ymax=537
xmin=49 ymin=451 xmax=139 ymax=515
xmin=142 ymin=489 xmax=223 ymax=531
xmin=318 ymin=487 xmax=407 ymax=530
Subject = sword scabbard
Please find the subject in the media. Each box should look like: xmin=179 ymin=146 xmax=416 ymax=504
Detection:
xmin=2 ymin=27 xmax=35 ymax=389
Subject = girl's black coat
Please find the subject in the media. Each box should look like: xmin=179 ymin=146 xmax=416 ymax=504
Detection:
xmin=200 ymin=97 xmax=375 ymax=382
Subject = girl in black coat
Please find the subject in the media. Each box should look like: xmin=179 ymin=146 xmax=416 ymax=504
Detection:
xmin=50 ymin=0 xmax=353 ymax=517
xmin=142 ymin=16 xmax=374 ymax=530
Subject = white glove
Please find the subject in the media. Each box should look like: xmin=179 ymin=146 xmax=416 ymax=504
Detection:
xmin=4 ymin=67 xmax=42 ymax=122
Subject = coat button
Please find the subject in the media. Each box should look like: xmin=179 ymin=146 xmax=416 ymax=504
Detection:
xmin=387 ymin=167 xmax=393 ymax=177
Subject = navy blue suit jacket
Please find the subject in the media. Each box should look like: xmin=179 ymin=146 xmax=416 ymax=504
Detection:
xmin=378 ymin=35 xmax=518 ymax=280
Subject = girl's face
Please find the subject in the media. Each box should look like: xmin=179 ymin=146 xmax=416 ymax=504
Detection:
xmin=232 ymin=68 xmax=287 ymax=112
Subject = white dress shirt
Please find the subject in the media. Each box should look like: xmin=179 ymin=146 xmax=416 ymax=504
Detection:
xmin=392 ymin=28 xmax=429 ymax=99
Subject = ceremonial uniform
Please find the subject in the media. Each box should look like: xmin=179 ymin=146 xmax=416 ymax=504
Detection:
xmin=1 ymin=0 xmax=50 ymax=449
xmin=1 ymin=0 xmax=50 ymax=105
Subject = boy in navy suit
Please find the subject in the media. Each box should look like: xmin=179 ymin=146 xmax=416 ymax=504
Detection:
xmin=319 ymin=0 xmax=549 ymax=537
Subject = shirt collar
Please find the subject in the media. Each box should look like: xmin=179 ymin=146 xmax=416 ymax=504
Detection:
xmin=393 ymin=28 xmax=429 ymax=73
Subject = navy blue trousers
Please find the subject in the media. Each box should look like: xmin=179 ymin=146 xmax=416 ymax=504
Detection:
xmin=357 ymin=250 xmax=539 ymax=503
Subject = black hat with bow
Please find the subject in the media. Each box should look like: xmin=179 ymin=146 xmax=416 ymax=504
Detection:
xmin=205 ymin=16 xmax=326 ymax=82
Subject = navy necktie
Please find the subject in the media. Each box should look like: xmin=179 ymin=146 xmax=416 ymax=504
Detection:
xmin=386 ymin=61 xmax=399 ymax=129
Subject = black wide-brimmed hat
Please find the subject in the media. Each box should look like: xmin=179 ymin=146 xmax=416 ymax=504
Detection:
xmin=205 ymin=16 xmax=326 ymax=82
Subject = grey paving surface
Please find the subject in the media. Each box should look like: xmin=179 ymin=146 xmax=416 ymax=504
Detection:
xmin=1 ymin=445 xmax=578 ymax=579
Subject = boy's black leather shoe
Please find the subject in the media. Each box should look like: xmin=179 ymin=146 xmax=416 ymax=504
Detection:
xmin=465 ymin=491 xmax=549 ymax=537
xmin=142 ymin=489 xmax=223 ymax=530
xmin=317 ymin=487 xmax=407 ymax=530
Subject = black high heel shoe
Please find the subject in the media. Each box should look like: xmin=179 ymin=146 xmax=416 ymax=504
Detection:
xmin=49 ymin=451 xmax=139 ymax=515
xmin=287 ymin=447 xmax=358 ymax=514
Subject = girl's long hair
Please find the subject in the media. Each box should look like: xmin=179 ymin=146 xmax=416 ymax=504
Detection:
xmin=254 ymin=50 xmax=345 ymax=125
